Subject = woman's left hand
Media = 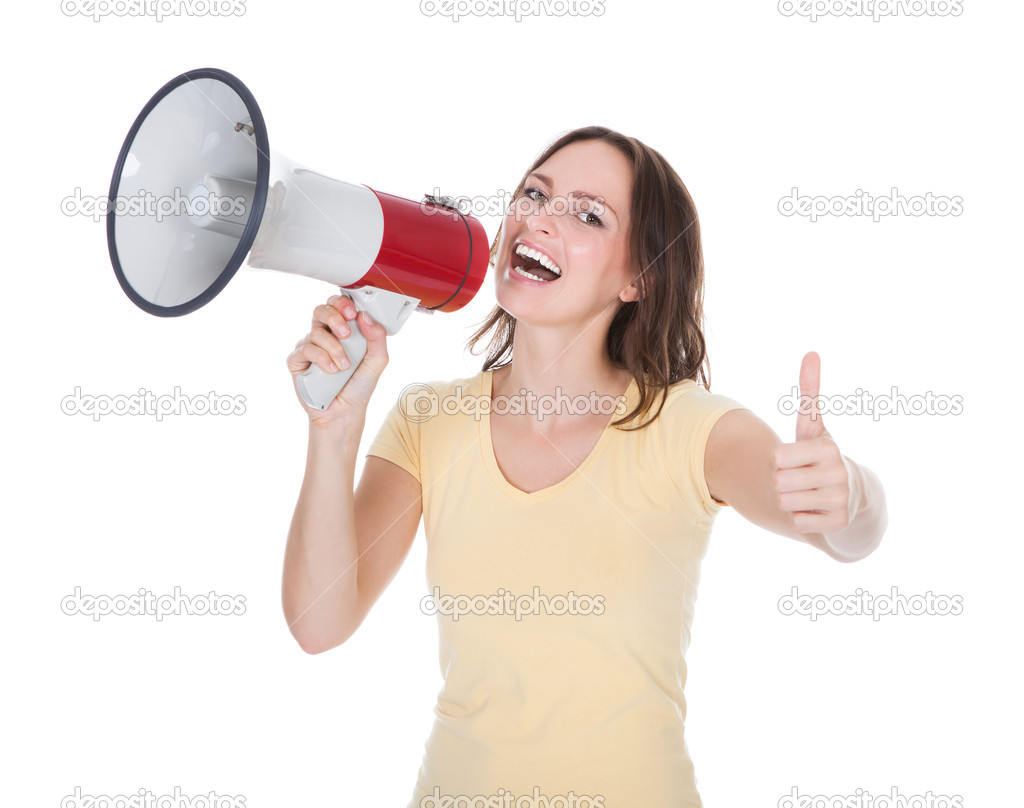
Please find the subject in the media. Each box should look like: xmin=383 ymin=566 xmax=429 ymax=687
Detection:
xmin=771 ymin=351 xmax=854 ymax=535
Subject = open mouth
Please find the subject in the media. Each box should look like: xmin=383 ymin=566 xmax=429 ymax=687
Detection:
xmin=510 ymin=242 xmax=562 ymax=282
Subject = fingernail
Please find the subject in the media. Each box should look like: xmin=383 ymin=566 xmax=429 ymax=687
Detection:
xmin=329 ymin=362 xmax=338 ymax=372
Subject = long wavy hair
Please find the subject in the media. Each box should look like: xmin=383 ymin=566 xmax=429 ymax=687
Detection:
xmin=466 ymin=125 xmax=711 ymax=431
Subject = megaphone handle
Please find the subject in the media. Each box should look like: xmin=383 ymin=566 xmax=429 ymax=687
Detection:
xmin=294 ymin=287 xmax=421 ymax=410
xmin=295 ymin=317 xmax=369 ymax=411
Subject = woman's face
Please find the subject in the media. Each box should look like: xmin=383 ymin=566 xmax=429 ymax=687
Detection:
xmin=494 ymin=139 xmax=639 ymax=328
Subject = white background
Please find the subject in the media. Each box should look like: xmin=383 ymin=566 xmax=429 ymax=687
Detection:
xmin=3 ymin=0 xmax=1021 ymax=806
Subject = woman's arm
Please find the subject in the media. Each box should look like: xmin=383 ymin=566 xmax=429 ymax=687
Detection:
xmin=703 ymin=353 xmax=888 ymax=563
xmin=282 ymin=418 xmax=423 ymax=653
xmin=282 ymin=293 xmax=423 ymax=654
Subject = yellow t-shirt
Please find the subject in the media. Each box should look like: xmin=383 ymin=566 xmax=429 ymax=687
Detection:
xmin=366 ymin=369 xmax=747 ymax=808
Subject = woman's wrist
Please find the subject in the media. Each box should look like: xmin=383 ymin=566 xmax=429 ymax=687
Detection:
xmin=307 ymin=412 xmax=366 ymax=446
xmin=821 ymin=457 xmax=888 ymax=561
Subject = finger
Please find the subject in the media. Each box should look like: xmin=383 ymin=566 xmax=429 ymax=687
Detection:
xmin=356 ymin=310 xmax=390 ymax=349
xmin=773 ymin=436 xmax=835 ymax=469
xmin=286 ymin=342 xmax=331 ymax=374
xmin=307 ymin=327 xmax=351 ymax=371
xmin=311 ymin=304 xmax=353 ymax=342
xmin=285 ymin=345 xmax=312 ymax=373
xmin=312 ymin=294 xmax=355 ymax=330
xmin=796 ymin=350 xmax=825 ymax=442
xmin=791 ymin=510 xmax=850 ymax=534
xmin=333 ymin=294 xmax=358 ymax=320
xmin=295 ymin=342 xmax=339 ymax=375
xmin=773 ymin=463 xmax=846 ymax=493
xmin=355 ymin=310 xmax=386 ymax=340
xmin=777 ymin=488 xmax=846 ymax=514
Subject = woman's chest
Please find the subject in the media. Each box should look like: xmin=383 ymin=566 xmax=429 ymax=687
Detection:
xmin=489 ymin=414 xmax=609 ymax=494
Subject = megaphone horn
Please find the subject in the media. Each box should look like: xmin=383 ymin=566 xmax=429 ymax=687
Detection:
xmin=106 ymin=67 xmax=490 ymax=410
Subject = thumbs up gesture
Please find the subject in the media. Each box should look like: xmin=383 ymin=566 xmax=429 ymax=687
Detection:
xmin=772 ymin=352 xmax=853 ymax=535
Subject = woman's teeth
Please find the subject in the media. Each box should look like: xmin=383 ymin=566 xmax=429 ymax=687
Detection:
xmin=515 ymin=244 xmax=561 ymax=275
xmin=513 ymin=265 xmax=550 ymax=282
xmin=514 ymin=243 xmax=562 ymax=280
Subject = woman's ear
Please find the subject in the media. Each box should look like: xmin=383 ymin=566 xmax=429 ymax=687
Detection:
xmin=619 ymin=279 xmax=641 ymax=303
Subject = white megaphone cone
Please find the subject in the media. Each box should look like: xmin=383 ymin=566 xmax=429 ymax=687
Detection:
xmin=106 ymin=67 xmax=490 ymax=410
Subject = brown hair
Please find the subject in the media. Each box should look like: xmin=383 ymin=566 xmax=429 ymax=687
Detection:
xmin=465 ymin=125 xmax=711 ymax=431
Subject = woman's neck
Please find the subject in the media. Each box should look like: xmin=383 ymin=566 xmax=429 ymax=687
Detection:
xmin=490 ymin=323 xmax=633 ymax=410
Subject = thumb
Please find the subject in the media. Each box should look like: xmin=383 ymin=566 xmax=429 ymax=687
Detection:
xmin=796 ymin=350 xmax=825 ymax=441
xmin=357 ymin=311 xmax=389 ymax=366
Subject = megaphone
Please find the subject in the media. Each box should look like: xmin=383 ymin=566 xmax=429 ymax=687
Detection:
xmin=106 ymin=67 xmax=489 ymax=410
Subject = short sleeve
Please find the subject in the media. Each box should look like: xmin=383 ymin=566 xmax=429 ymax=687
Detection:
xmin=365 ymin=391 xmax=422 ymax=484
xmin=657 ymin=382 xmax=748 ymax=517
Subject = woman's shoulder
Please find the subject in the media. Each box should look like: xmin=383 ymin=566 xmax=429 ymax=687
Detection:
xmin=404 ymin=370 xmax=486 ymax=398
xmin=436 ymin=370 xmax=488 ymax=399
xmin=644 ymin=375 xmax=730 ymax=404
xmin=393 ymin=370 xmax=488 ymax=428
xmin=647 ymin=376 xmax=747 ymax=425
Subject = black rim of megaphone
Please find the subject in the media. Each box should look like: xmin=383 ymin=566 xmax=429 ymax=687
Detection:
xmin=106 ymin=67 xmax=271 ymax=317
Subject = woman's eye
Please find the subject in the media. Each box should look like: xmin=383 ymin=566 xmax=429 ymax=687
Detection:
xmin=518 ymin=187 xmax=602 ymax=226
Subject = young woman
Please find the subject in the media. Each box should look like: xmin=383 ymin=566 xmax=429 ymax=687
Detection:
xmin=282 ymin=126 xmax=888 ymax=807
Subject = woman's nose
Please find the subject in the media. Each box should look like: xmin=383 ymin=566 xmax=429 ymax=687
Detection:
xmin=524 ymin=201 xmax=558 ymax=236
xmin=526 ymin=216 xmax=552 ymax=236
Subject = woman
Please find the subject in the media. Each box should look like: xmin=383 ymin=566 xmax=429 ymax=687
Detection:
xmin=282 ymin=126 xmax=888 ymax=807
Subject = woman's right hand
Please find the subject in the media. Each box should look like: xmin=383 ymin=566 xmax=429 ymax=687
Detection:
xmin=287 ymin=293 xmax=389 ymax=427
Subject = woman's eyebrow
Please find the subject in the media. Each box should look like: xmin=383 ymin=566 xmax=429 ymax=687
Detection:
xmin=527 ymin=172 xmax=617 ymax=219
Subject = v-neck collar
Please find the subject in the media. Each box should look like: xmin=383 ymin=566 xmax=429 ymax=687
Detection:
xmin=478 ymin=369 xmax=639 ymax=505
